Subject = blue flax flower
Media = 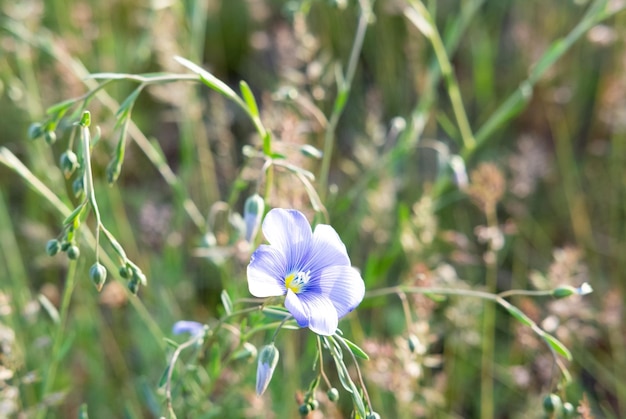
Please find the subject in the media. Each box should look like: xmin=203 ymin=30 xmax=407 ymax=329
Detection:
xmin=247 ymin=208 xmax=365 ymax=336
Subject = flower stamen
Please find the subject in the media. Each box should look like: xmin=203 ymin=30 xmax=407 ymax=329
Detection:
xmin=285 ymin=270 xmax=311 ymax=294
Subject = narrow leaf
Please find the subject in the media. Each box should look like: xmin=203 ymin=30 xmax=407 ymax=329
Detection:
xmin=174 ymin=56 xmax=238 ymax=100
xmin=341 ymin=337 xmax=369 ymax=360
xmin=239 ymin=80 xmax=260 ymax=118
xmin=221 ymin=289 xmax=233 ymax=315
xmin=542 ymin=333 xmax=572 ymax=361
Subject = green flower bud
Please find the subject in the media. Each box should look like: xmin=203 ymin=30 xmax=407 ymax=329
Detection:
xmin=327 ymin=388 xmax=339 ymax=402
xmin=46 ymin=239 xmax=61 ymax=256
xmin=408 ymin=334 xmax=425 ymax=354
xmin=119 ymin=265 xmax=130 ymax=279
xmin=563 ymin=402 xmax=575 ymax=418
xmin=67 ymin=245 xmax=80 ymax=260
xmin=256 ymin=344 xmax=280 ymax=395
xmin=552 ymin=286 xmax=576 ymax=299
xmin=300 ymin=144 xmax=323 ymax=159
xmin=366 ymin=413 xmax=381 ymax=419
xmin=308 ymin=400 xmax=319 ymax=411
xmin=44 ymin=130 xmax=57 ymax=145
xmin=298 ymin=404 xmax=310 ymax=416
xmin=61 ymin=241 xmax=71 ymax=251
xmin=28 ymin=122 xmax=44 ymax=140
xmin=60 ymin=150 xmax=79 ymax=179
xmin=543 ymin=393 xmax=562 ymax=414
xmin=89 ymin=262 xmax=107 ymax=292
xmin=72 ymin=176 xmax=84 ymax=199
xmin=128 ymin=278 xmax=140 ymax=295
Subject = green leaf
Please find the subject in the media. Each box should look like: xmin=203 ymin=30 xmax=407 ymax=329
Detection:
xmin=340 ymin=337 xmax=369 ymax=360
xmin=221 ymin=289 xmax=233 ymax=315
xmin=502 ymin=302 xmax=534 ymax=327
xmin=174 ymin=56 xmax=238 ymax=101
xmin=261 ymin=306 xmax=292 ymax=320
xmin=157 ymin=365 xmax=170 ymax=388
xmin=46 ymin=99 xmax=75 ymax=117
xmin=38 ymin=293 xmax=60 ymax=324
xmin=116 ymin=86 xmax=142 ymax=118
xmin=239 ymin=80 xmax=260 ymax=118
xmin=542 ymin=332 xmax=572 ymax=361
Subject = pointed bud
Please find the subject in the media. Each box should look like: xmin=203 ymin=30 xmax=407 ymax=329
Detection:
xmin=366 ymin=413 xmax=381 ymax=419
xmin=46 ymin=239 xmax=61 ymax=256
xmin=256 ymin=344 xmax=279 ymax=395
xmin=60 ymin=150 xmax=79 ymax=179
xmin=244 ymin=194 xmax=265 ymax=243
xmin=119 ymin=265 xmax=130 ymax=279
xmin=89 ymin=262 xmax=107 ymax=291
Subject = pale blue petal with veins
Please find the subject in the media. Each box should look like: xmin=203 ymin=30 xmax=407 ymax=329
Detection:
xmin=247 ymin=209 xmax=365 ymax=336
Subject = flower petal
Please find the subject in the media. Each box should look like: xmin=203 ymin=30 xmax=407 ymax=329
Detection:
xmin=302 ymin=224 xmax=351 ymax=276
xmin=316 ymin=265 xmax=365 ymax=319
xmin=172 ymin=320 xmax=205 ymax=336
xmin=285 ymin=290 xmax=338 ymax=336
xmin=262 ymin=209 xmax=312 ymax=270
xmin=247 ymin=245 xmax=287 ymax=297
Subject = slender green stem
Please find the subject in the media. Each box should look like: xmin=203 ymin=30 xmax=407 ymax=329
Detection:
xmin=36 ymin=259 xmax=78 ymax=419
xmin=318 ymin=0 xmax=371 ymax=199
xmin=405 ymin=0 xmax=475 ymax=150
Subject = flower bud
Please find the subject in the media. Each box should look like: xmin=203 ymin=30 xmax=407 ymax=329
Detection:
xmin=119 ymin=265 xmax=130 ymax=279
xmin=72 ymin=176 xmax=85 ymax=199
xmin=89 ymin=262 xmax=107 ymax=292
xmin=244 ymin=194 xmax=265 ymax=243
xmin=408 ymin=334 xmax=426 ymax=355
xmin=60 ymin=150 xmax=79 ymax=179
xmin=543 ymin=393 xmax=562 ymax=414
xmin=44 ymin=130 xmax=57 ymax=145
xmin=298 ymin=404 xmax=311 ymax=416
xmin=366 ymin=413 xmax=381 ymax=419
xmin=300 ymin=144 xmax=323 ymax=159
xmin=128 ymin=277 xmax=140 ymax=295
xmin=552 ymin=286 xmax=576 ymax=298
xmin=327 ymin=388 xmax=339 ymax=402
xmin=563 ymin=402 xmax=575 ymax=418
xmin=67 ymin=245 xmax=80 ymax=260
xmin=46 ymin=239 xmax=61 ymax=256
xmin=308 ymin=400 xmax=319 ymax=411
xmin=28 ymin=122 xmax=44 ymax=140
xmin=256 ymin=344 xmax=280 ymax=395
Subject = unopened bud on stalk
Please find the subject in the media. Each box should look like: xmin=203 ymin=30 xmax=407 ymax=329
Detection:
xmin=327 ymin=388 xmax=339 ymax=402
xmin=256 ymin=344 xmax=279 ymax=395
xmin=60 ymin=150 xmax=79 ymax=179
xmin=72 ymin=176 xmax=84 ymax=199
xmin=244 ymin=194 xmax=265 ymax=243
xmin=67 ymin=245 xmax=80 ymax=260
xmin=44 ymin=130 xmax=57 ymax=145
xmin=46 ymin=239 xmax=61 ymax=256
xmin=543 ymin=393 xmax=562 ymax=414
xmin=28 ymin=123 xmax=44 ymax=140
xmin=300 ymin=144 xmax=323 ymax=159
xmin=89 ymin=262 xmax=107 ymax=291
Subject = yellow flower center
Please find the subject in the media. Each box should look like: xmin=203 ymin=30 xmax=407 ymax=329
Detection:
xmin=285 ymin=270 xmax=311 ymax=294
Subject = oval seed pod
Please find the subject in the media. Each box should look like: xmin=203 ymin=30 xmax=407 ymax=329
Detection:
xmin=89 ymin=262 xmax=107 ymax=292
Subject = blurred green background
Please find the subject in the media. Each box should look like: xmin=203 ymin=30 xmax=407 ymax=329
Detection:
xmin=1 ymin=0 xmax=625 ymax=417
